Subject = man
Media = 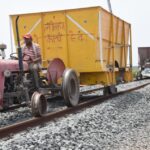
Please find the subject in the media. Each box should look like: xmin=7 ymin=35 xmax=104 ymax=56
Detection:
xmin=22 ymin=34 xmax=41 ymax=68
xmin=22 ymin=33 xmax=42 ymax=89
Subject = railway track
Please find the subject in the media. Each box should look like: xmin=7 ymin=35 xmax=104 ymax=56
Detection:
xmin=0 ymin=82 xmax=149 ymax=139
xmin=1 ymin=103 xmax=27 ymax=112
xmin=1 ymin=86 xmax=103 ymax=113
xmin=1 ymin=78 xmax=148 ymax=112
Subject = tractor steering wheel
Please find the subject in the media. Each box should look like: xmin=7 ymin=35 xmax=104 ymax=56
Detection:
xmin=10 ymin=53 xmax=18 ymax=60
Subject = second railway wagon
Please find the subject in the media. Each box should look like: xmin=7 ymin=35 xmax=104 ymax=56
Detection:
xmin=11 ymin=6 xmax=132 ymax=94
xmin=136 ymin=47 xmax=150 ymax=79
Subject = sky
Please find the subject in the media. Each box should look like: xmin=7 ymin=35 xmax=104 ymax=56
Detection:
xmin=0 ymin=0 xmax=149 ymax=66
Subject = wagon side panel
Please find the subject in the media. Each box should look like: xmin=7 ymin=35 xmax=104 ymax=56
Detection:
xmin=41 ymin=11 xmax=68 ymax=67
xmin=66 ymin=8 xmax=100 ymax=72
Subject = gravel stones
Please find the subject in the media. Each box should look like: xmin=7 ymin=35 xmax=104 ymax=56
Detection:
xmin=0 ymin=80 xmax=150 ymax=149
xmin=0 ymin=107 xmax=31 ymax=128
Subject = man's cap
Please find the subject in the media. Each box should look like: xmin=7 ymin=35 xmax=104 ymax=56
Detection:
xmin=23 ymin=33 xmax=32 ymax=39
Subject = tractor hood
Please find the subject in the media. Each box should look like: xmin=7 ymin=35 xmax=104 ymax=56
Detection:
xmin=0 ymin=60 xmax=29 ymax=72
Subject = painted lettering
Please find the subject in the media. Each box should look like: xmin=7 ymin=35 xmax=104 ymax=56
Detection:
xmin=45 ymin=33 xmax=63 ymax=43
xmin=44 ymin=21 xmax=65 ymax=32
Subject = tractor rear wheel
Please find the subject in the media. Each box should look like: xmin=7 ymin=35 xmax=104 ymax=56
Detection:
xmin=62 ymin=69 xmax=79 ymax=107
xmin=31 ymin=92 xmax=47 ymax=117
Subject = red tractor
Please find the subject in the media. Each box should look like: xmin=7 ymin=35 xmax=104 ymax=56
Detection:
xmin=0 ymin=16 xmax=79 ymax=117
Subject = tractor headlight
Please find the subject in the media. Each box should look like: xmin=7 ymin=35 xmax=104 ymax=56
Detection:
xmin=4 ymin=70 xmax=11 ymax=77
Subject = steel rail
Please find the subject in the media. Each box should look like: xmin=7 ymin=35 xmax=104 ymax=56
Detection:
xmin=80 ymin=87 xmax=104 ymax=95
xmin=0 ymin=82 xmax=150 ymax=139
xmin=1 ymin=103 xmax=27 ymax=112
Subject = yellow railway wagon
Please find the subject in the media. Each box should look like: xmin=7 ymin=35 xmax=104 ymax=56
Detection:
xmin=11 ymin=6 xmax=132 ymax=91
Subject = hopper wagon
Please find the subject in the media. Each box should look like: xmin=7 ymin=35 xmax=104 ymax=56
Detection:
xmin=0 ymin=6 xmax=132 ymax=116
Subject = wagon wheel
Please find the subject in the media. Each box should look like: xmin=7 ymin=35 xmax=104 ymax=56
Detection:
xmin=103 ymin=85 xmax=117 ymax=95
xmin=62 ymin=69 xmax=79 ymax=107
xmin=31 ymin=92 xmax=47 ymax=117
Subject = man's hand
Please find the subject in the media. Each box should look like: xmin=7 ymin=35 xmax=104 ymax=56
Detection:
xmin=33 ymin=57 xmax=41 ymax=63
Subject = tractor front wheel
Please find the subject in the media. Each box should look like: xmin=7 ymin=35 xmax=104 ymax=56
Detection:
xmin=31 ymin=92 xmax=47 ymax=117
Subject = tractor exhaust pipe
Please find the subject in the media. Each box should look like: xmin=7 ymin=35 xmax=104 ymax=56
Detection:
xmin=107 ymin=0 xmax=113 ymax=14
xmin=16 ymin=16 xmax=24 ymax=77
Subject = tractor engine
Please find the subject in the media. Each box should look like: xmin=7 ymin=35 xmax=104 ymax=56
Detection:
xmin=0 ymin=59 xmax=31 ymax=110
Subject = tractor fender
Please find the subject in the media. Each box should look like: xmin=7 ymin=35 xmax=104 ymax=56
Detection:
xmin=47 ymin=58 xmax=65 ymax=85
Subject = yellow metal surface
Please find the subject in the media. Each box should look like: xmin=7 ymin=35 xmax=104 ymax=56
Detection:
xmin=11 ymin=6 xmax=132 ymax=85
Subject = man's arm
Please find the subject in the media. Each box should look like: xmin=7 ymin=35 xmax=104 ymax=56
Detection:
xmin=33 ymin=57 xmax=41 ymax=63
xmin=33 ymin=44 xmax=42 ymax=63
